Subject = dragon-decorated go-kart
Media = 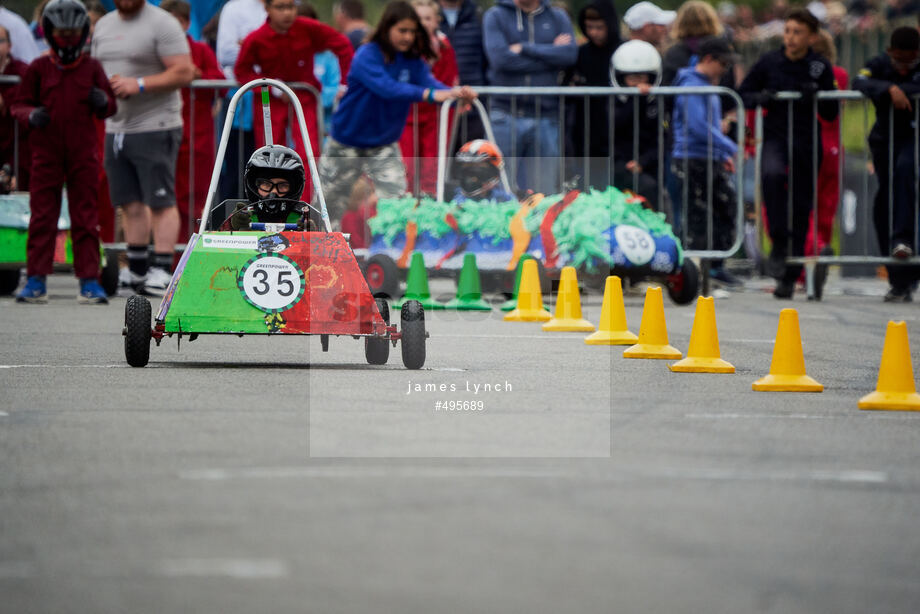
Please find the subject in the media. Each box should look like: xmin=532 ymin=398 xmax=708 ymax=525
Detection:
xmin=122 ymin=79 xmax=426 ymax=369
xmin=359 ymin=99 xmax=699 ymax=305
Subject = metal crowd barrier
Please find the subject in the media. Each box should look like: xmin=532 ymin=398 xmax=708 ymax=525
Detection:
xmin=434 ymin=85 xmax=746 ymax=272
xmin=4 ymin=74 xmax=919 ymax=295
xmin=753 ymin=91 xmax=920 ymax=282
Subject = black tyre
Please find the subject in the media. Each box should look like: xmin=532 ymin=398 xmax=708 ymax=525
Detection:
xmin=363 ymin=254 xmax=400 ymax=299
xmin=124 ymin=295 xmax=152 ymax=367
xmin=0 ymin=268 xmax=20 ymax=295
xmin=400 ymin=299 xmax=426 ymax=370
xmin=666 ymin=257 xmax=700 ymax=305
xmin=365 ymin=298 xmax=390 ymax=365
xmin=100 ymin=248 xmax=119 ymax=297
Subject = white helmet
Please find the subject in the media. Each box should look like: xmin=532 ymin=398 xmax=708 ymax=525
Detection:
xmin=610 ymin=40 xmax=662 ymax=87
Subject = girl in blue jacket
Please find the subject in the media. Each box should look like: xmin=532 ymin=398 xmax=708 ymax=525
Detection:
xmin=319 ymin=0 xmax=476 ymax=224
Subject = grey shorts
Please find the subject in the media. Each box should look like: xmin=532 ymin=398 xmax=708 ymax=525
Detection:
xmin=105 ymin=129 xmax=182 ymax=209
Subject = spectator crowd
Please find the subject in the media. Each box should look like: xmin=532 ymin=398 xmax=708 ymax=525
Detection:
xmin=0 ymin=0 xmax=918 ymax=304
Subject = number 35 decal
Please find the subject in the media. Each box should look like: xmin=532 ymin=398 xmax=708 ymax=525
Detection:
xmin=237 ymin=254 xmax=305 ymax=313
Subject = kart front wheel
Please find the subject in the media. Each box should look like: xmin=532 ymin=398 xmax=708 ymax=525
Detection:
xmin=124 ymin=295 xmax=152 ymax=367
xmin=666 ymin=257 xmax=700 ymax=305
xmin=400 ymin=300 xmax=426 ymax=370
xmin=0 ymin=268 xmax=19 ymax=295
xmin=365 ymin=298 xmax=390 ymax=365
xmin=100 ymin=248 xmax=119 ymax=297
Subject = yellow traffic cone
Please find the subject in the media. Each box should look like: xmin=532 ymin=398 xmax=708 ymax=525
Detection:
xmin=669 ymin=296 xmax=735 ymax=373
xmin=859 ymin=321 xmax=920 ymax=410
xmin=752 ymin=308 xmax=823 ymax=392
xmin=623 ymin=286 xmax=682 ymax=359
xmin=585 ymin=276 xmax=638 ymax=345
xmin=543 ymin=267 xmax=595 ymax=332
xmin=503 ymin=259 xmax=552 ymax=322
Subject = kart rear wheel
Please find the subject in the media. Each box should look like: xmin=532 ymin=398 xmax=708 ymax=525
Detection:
xmin=364 ymin=254 xmax=400 ymax=299
xmin=365 ymin=298 xmax=390 ymax=365
xmin=400 ymin=299 xmax=426 ymax=370
xmin=0 ymin=268 xmax=19 ymax=295
xmin=666 ymin=257 xmax=700 ymax=305
xmin=124 ymin=295 xmax=152 ymax=368
xmin=100 ymin=248 xmax=119 ymax=297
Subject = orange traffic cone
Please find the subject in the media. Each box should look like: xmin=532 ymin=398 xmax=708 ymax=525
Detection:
xmin=859 ymin=321 xmax=920 ymax=410
xmin=543 ymin=267 xmax=595 ymax=332
xmin=504 ymin=259 xmax=551 ymax=322
xmin=752 ymin=308 xmax=823 ymax=392
xmin=623 ymin=286 xmax=682 ymax=359
xmin=669 ymin=296 xmax=734 ymax=373
xmin=585 ymin=276 xmax=637 ymax=345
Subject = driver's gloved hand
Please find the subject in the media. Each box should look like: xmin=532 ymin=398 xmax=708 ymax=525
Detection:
xmin=229 ymin=202 xmax=252 ymax=230
xmin=296 ymin=215 xmax=317 ymax=231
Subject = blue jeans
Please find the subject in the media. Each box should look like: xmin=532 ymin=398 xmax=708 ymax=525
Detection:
xmin=490 ymin=109 xmax=560 ymax=195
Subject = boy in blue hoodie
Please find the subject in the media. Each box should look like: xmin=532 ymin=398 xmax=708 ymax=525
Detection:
xmin=670 ymin=37 xmax=739 ymax=286
xmin=483 ymin=0 xmax=577 ymax=196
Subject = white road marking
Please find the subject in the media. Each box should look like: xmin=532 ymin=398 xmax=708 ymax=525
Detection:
xmin=180 ymin=466 xmax=571 ymax=480
xmin=156 ymin=558 xmax=289 ymax=579
xmin=180 ymin=465 xmax=889 ymax=485
xmin=648 ymin=467 xmax=889 ymax=485
xmin=0 ymin=364 xmax=129 ymax=369
xmin=437 ymin=334 xmax=586 ymax=340
xmin=685 ymin=412 xmax=918 ymax=421
xmin=0 ymin=411 xmax=8 ymax=417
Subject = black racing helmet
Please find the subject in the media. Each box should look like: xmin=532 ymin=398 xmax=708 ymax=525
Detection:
xmin=42 ymin=0 xmax=90 ymax=67
xmin=244 ymin=145 xmax=306 ymax=210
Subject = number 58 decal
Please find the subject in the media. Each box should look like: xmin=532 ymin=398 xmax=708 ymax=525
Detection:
xmin=237 ymin=253 xmax=305 ymax=313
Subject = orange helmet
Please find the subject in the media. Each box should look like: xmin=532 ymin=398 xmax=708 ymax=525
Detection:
xmin=456 ymin=140 xmax=504 ymax=198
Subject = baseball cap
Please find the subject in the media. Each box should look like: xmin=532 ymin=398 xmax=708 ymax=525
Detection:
xmin=697 ymin=37 xmax=738 ymax=63
xmin=623 ymin=2 xmax=676 ymax=30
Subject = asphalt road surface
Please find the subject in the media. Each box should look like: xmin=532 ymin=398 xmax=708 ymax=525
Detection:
xmin=2 ymin=273 xmax=920 ymax=613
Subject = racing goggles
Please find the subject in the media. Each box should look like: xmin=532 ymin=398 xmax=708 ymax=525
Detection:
xmin=255 ymin=179 xmax=292 ymax=195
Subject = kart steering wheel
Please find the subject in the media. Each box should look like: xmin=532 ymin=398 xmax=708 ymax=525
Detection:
xmin=218 ymin=199 xmax=326 ymax=232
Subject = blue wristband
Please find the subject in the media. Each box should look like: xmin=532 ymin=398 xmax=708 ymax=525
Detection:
xmin=427 ymin=88 xmax=435 ymax=103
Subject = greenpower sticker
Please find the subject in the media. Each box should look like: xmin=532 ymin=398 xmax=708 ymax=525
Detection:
xmin=201 ymin=234 xmax=260 ymax=250
xmin=237 ymin=253 xmax=305 ymax=313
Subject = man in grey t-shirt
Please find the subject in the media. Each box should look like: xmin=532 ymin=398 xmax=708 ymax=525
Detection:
xmin=93 ymin=0 xmax=193 ymax=295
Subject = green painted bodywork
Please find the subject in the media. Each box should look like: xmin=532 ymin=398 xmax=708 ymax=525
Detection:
xmin=159 ymin=233 xmax=273 ymax=334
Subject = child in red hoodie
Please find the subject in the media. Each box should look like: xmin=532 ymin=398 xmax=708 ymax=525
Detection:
xmin=12 ymin=0 xmax=116 ymax=304
xmin=235 ymin=0 xmax=353 ymax=202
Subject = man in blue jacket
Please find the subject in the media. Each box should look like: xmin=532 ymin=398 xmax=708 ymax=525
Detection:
xmin=671 ymin=37 xmax=740 ymax=286
xmin=483 ymin=0 xmax=577 ymax=196
xmin=438 ymin=0 xmax=486 ymax=87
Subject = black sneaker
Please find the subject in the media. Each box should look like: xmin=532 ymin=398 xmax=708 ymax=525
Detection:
xmin=773 ymin=279 xmax=795 ymax=299
xmin=765 ymin=251 xmax=786 ymax=280
xmin=812 ymin=246 xmax=833 ymax=301
xmin=884 ymin=286 xmax=912 ymax=303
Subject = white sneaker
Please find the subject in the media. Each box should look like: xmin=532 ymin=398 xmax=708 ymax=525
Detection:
xmin=142 ymin=267 xmax=172 ymax=296
xmin=119 ymin=267 xmax=147 ymax=291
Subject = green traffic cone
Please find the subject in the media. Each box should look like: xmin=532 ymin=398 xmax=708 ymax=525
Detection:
xmin=501 ymin=254 xmax=533 ymax=311
xmin=396 ymin=252 xmax=445 ymax=310
xmin=446 ymin=253 xmax=492 ymax=310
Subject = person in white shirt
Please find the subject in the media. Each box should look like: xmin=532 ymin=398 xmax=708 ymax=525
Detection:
xmin=0 ymin=3 xmax=39 ymax=64
xmin=216 ymin=0 xmax=265 ymax=74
